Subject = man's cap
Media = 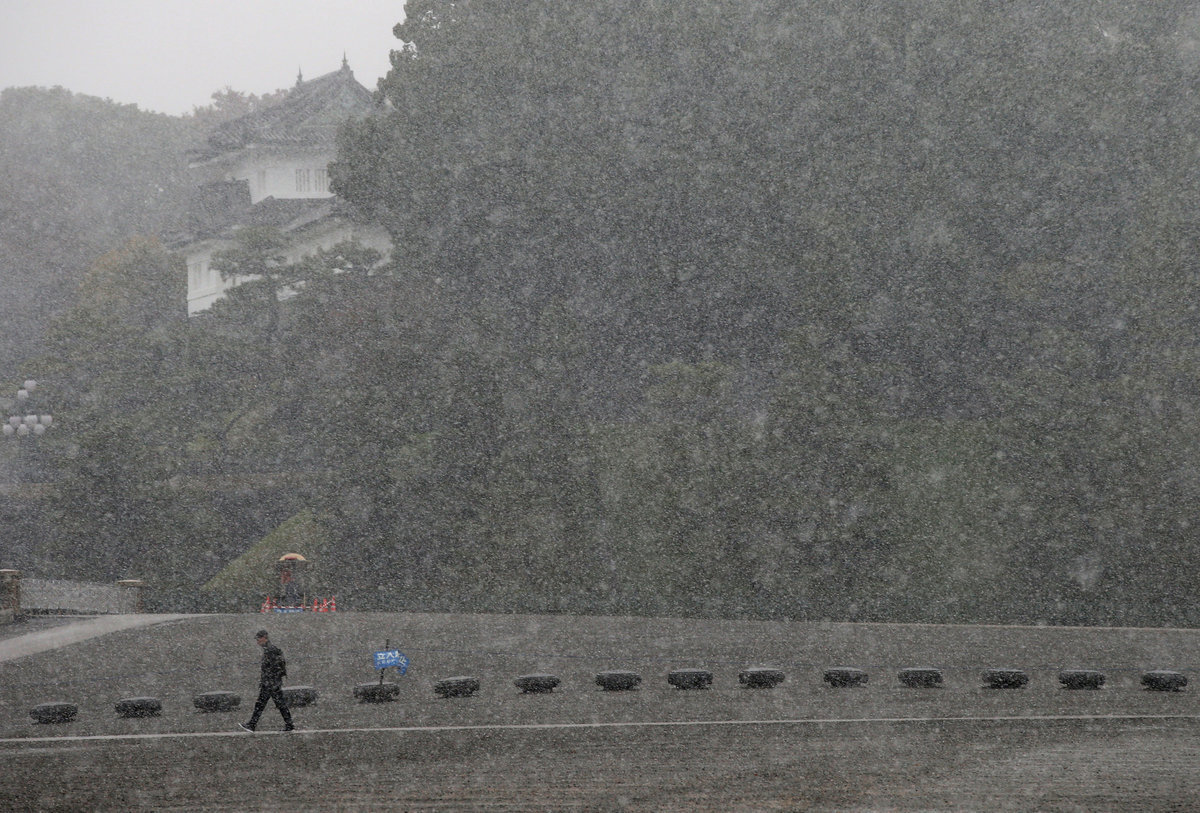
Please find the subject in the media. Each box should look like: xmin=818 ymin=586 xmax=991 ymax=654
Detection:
xmin=255 ymin=630 xmax=269 ymax=639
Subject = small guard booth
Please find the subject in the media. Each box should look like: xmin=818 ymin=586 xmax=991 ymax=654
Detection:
xmin=261 ymin=553 xmax=336 ymax=613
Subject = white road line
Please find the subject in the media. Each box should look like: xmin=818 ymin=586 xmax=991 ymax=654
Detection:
xmin=2 ymin=713 xmax=1198 ymax=747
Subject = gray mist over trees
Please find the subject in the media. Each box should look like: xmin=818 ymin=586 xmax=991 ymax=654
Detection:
xmin=3 ymin=0 xmax=1200 ymax=626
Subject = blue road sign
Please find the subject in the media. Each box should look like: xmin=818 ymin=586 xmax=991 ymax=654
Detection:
xmin=374 ymin=649 xmax=409 ymax=674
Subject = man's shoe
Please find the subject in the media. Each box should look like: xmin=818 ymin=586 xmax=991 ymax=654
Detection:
xmin=281 ymin=725 xmax=295 ymax=732
xmin=238 ymin=722 xmax=255 ymax=733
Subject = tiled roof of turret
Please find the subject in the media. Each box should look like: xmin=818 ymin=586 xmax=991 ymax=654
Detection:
xmin=167 ymin=189 xmax=371 ymax=247
xmin=189 ymin=60 xmax=376 ymax=164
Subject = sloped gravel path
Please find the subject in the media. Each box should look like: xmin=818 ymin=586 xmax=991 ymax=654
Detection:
xmin=0 ymin=614 xmax=197 ymax=664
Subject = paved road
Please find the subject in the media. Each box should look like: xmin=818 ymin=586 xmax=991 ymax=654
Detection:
xmin=3 ymin=714 xmax=1198 ymax=810
xmin=3 ymin=612 xmax=1200 ymax=809
xmin=0 ymin=614 xmax=196 ymax=664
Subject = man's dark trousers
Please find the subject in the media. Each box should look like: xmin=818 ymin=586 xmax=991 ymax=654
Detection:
xmin=247 ymin=682 xmax=293 ymax=729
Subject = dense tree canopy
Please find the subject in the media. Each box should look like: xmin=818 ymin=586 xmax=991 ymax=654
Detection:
xmin=9 ymin=2 xmax=1200 ymax=622
xmin=0 ymin=87 xmax=195 ymax=372
xmin=330 ymin=0 xmax=1200 ymax=622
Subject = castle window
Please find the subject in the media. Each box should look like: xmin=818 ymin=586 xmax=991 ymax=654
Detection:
xmin=295 ymin=169 xmax=311 ymax=193
xmin=315 ymin=168 xmax=328 ymax=194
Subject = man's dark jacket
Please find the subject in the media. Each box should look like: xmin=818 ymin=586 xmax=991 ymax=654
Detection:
xmin=259 ymin=644 xmax=287 ymax=687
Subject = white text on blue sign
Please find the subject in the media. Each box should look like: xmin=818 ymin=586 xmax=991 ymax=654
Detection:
xmin=374 ymin=650 xmax=409 ymax=674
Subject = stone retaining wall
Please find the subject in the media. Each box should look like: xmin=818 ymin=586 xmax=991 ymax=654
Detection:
xmin=12 ymin=575 xmax=144 ymax=615
xmin=0 ymin=570 xmax=18 ymax=625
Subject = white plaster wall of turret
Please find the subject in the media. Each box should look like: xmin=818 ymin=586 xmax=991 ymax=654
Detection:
xmin=186 ymin=221 xmax=393 ymax=316
xmin=185 ymin=243 xmax=225 ymax=315
xmin=226 ymin=146 xmax=337 ymax=203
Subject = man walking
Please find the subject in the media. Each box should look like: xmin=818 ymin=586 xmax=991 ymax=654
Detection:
xmin=239 ymin=630 xmax=295 ymax=732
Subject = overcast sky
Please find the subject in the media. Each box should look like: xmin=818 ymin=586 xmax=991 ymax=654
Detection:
xmin=0 ymin=1 xmax=405 ymax=115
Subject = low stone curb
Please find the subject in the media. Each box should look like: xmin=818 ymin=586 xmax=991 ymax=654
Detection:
xmin=434 ymin=676 xmax=480 ymax=698
xmin=596 ymin=670 xmax=641 ymax=691
xmin=982 ymin=669 xmax=1029 ymax=689
xmin=193 ymin=691 xmax=241 ymax=712
xmin=1142 ymin=670 xmax=1187 ymax=692
xmin=354 ymin=682 xmax=400 ymax=703
xmin=898 ymin=668 xmax=943 ymax=688
xmin=1059 ymin=669 xmax=1106 ymax=690
xmin=738 ymin=667 xmax=785 ymax=688
xmin=668 ymin=668 xmax=714 ymax=690
xmin=824 ymin=667 xmax=869 ymax=688
xmin=30 ymin=701 xmax=77 ymax=724
xmin=281 ymin=685 xmax=319 ymax=707
xmin=115 ymin=696 xmax=162 ymax=718
xmin=514 ymin=674 xmax=561 ymax=694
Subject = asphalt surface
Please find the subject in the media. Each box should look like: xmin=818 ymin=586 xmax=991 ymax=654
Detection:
xmin=1 ymin=612 xmax=1199 ymax=810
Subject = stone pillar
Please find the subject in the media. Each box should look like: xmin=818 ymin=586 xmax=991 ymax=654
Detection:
xmin=116 ymin=579 xmax=145 ymax=613
xmin=0 ymin=570 xmax=20 ymax=624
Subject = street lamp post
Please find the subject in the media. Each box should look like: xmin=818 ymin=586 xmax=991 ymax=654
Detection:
xmin=3 ymin=380 xmax=52 ymax=439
